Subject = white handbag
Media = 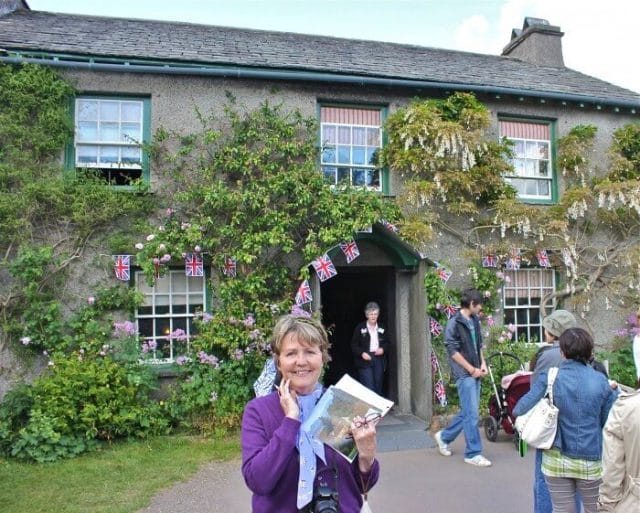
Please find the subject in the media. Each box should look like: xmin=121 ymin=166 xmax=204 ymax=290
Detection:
xmin=515 ymin=367 xmax=559 ymax=450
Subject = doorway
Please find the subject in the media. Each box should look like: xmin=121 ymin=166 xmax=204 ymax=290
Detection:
xmin=319 ymin=267 xmax=396 ymax=399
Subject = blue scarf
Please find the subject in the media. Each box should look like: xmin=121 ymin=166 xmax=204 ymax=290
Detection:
xmin=296 ymin=383 xmax=326 ymax=509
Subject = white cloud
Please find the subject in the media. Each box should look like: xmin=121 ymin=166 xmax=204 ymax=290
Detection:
xmin=453 ymin=0 xmax=640 ymax=93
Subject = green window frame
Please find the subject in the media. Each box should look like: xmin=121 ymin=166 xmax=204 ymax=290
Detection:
xmin=134 ymin=268 xmax=209 ymax=363
xmin=499 ymin=118 xmax=557 ymax=203
xmin=319 ymin=104 xmax=389 ymax=194
xmin=66 ymin=95 xmax=151 ymax=187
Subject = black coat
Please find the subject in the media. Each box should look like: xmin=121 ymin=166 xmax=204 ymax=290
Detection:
xmin=350 ymin=321 xmax=391 ymax=369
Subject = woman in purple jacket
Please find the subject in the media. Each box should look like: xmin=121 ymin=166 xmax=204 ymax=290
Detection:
xmin=241 ymin=314 xmax=380 ymax=513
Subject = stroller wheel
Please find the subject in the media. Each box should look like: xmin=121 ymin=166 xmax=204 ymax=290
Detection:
xmin=484 ymin=416 xmax=499 ymax=442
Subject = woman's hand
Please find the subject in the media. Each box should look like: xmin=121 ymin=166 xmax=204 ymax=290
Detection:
xmin=278 ymin=379 xmax=299 ymax=419
xmin=361 ymin=352 xmax=372 ymax=361
xmin=350 ymin=416 xmax=378 ymax=473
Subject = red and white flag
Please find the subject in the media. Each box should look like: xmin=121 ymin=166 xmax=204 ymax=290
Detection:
xmin=113 ymin=255 xmax=130 ymax=281
xmin=380 ymin=219 xmax=398 ymax=233
xmin=505 ymin=247 xmax=521 ymax=270
xmin=436 ymin=266 xmax=452 ymax=283
xmin=430 ymin=351 xmax=440 ymax=373
xmin=339 ymin=240 xmax=360 ymax=264
xmin=430 ymin=318 xmax=443 ymax=336
xmin=223 ymin=256 xmax=237 ymax=277
xmin=435 ymin=379 xmax=448 ymax=407
xmin=311 ymin=254 xmax=337 ymax=282
xmin=536 ymin=249 xmax=551 ymax=268
xmin=295 ymin=279 xmax=313 ymax=305
xmin=443 ymin=304 xmax=458 ymax=319
xmin=185 ymin=253 xmax=204 ymax=277
xmin=482 ymin=254 xmax=497 ymax=268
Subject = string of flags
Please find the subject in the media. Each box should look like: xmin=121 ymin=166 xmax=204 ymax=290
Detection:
xmin=430 ymin=350 xmax=448 ymax=407
xmin=481 ymin=248 xmax=555 ymax=269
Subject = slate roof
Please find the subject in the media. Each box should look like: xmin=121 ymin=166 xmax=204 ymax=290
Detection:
xmin=1 ymin=9 xmax=639 ymax=106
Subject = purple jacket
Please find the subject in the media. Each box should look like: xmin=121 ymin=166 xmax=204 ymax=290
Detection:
xmin=241 ymin=391 xmax=380 ymax=513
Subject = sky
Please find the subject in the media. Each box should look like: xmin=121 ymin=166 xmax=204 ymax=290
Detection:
xmin=27 ymin=0 xmax=640 ymax=94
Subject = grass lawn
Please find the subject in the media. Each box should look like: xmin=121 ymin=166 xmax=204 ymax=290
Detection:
xmin=0 ymin=435 xmax=240 ymax=513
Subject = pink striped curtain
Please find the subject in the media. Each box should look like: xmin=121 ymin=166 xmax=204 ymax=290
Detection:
xmin=321 ymin=107 xmax=380 ymax=126
xmin=499 ymin=120 xmax=549 ymax=140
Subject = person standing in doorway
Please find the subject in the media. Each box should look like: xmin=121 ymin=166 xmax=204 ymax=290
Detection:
xmin=434 ymin=288 xmax=492 ymax=467
xmin=351 ymin=301 xmax=390 ymax=396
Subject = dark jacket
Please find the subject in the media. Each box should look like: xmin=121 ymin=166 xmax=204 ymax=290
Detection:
xmin=350 ymin=321 xmax=391 ymax=369
xmin=444 ymin=311 xmax=483 ymax=380
xmin=513 ymin=359 xmax=618 ymax=460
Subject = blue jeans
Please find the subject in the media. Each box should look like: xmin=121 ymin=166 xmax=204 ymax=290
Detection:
xmin=357 ymin=356 xmax=385 ymax=396
xmin=440 ymin=376 xmax=482 ymax=459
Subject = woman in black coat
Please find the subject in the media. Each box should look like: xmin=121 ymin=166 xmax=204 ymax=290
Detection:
xmin=350 ymin=301 xmax=391 ymax=396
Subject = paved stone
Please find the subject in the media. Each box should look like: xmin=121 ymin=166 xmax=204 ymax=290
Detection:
xmin=138 ymin=418 xmax=533 ymax=513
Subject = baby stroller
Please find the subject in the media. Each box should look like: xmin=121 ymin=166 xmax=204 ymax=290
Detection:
xmin=483 ymin=351 xmax=531 ymax=447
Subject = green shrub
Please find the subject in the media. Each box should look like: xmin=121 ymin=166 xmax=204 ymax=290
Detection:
xmin=0 ymin=355 xmax=168 ymax=462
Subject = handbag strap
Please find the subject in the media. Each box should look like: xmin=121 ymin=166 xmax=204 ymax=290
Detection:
xmin=546 ymin=367 xmax=558 ymax=404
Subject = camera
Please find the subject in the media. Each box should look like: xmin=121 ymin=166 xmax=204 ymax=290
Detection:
xmin=312 ymin=484 xmax=339 ymax=513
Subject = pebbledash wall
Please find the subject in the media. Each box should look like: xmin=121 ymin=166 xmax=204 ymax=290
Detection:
xmin=1 ymin=2 xmax=639 ymax=418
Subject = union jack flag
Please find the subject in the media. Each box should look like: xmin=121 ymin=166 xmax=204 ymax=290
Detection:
xmin=536 ymin=249 xmax=551 ymax=268
xmin=339 ymin=240 xmax=360 ymax=264
xmin=436 ymin=266 xmax=452 ymax=283
xmin=295 ymin=279 xmax=313 ymax=305
xmin=430 ymin=318 xmax=443 ymax=336
xmin=505 ymin=247 xmax=521 ymax=270
xmin=443 ymin=304 xmax=458 ymax=319
xmin=113 ymin=255 xmax=130 ymax=281
xmin=435 ymin=379 xmax=448 ymax=407
xmin=223 ymin=256 xmax=237 ymax=277
xmin=430 ymin=350 xmax=440 ymax=373
xmin=482 ymin=254 xmax=497 ymax=268
xmin=311 ymin=254 xmax=337 ymax=282
xmin=185 ymin=253 xmax=204 ymax=277
xmin=380 ymin=219 xmax=398 ymax=233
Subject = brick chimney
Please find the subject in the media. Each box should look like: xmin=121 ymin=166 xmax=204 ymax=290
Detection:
xmin=502 ymin=17 xmax=564 ymax=67
xmin=0 ymin=0 xmax=29 ymax=17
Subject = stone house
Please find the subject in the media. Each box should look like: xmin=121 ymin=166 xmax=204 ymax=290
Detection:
xmin=1 ymin=0 xmax=639 ymax=419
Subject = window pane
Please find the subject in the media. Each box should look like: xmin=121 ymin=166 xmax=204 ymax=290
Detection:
xmin=77 ymin=100 xmax=98 ymax=121
xmin=121 ymin=123 xmax=141 ymax=143
xmin=323 ymin=166 xmax=337 ymax=184
xmin=100 ymin=122 xmax=119 ymax=142
xmin=77 ymin=145 xmax=98 ymax=164
xmin=338 ymin=126 xmax=351 ymax=144
xmin=100 ymin=101 xmax=119 ymax=120
xmin=121 ymin=102 xmax=142 ymax=122
xmin=538 ymin=180 xmax=550 ymax=196
xmin=366 ymin=147 xmax=377 ymax=165
xmin=121 ymin=147 xmax=141 ymax=165
xmin=138 ymin=318 xmax=153 ymax=337
xmin=323 ymin=125 xmax=336 ymax=144
xmin=352 ymin=127 xmax=366 ymax=145
xmin=368 ymin=169 xmax=380 ymax=188
xmin=539 ymin=142 xmax=549 ymax=159
xmin=352 ymin=168 xmax=366 ymax=186
xmin=538 ymin=160 xmax=549 ymax=177
xmin=352 ymin=146 xmax=366 ymax=165
xmin=512 ymin=159 xmax=525 ymax=176
xmin=337 ymin=168 xmax=349 ymax=184
xmin=337 ymin=146 xmax=350 ymax=164
xmin=524 ymin=160 xmax=536 ymax=176
xmin=513 ymin=140 xmax=525 ymax=157
xmin=77 ymin=122 xmax=97 ymax=141
xmin=525 ymin=141 xmax=538 ymax=158
xmin=99 ymin=145 xmax=119 ymax=164
xmin=366 ymin=128 xmax=380 ymax=146
xmin=525 ymin=179 xmax=538 ymax=196
xmin=322 ymin=146 xmax=336 ymax=164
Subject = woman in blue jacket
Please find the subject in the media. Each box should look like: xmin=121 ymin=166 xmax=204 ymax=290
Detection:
xmin=514 ymin=328 xmax=617 ymax=513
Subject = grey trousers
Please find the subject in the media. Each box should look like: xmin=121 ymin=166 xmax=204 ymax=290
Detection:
xmin=544 ymin=476 xmax=600 ymax=513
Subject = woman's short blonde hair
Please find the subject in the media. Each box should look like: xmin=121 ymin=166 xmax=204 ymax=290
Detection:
xmin=271 ymin=314 xmax=331 ymax=364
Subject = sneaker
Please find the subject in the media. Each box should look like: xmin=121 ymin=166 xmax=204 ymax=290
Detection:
xmin=434 ymin=430 xmax=451 ymax=456
xmin=464 ymin=455 xmax=492 ymax=467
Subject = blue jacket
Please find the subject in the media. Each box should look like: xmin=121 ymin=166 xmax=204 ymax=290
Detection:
xmin=445 ymin=311 xmax=483 ymax=380
xmin=513 ymin=359 xmax=617 ymax=460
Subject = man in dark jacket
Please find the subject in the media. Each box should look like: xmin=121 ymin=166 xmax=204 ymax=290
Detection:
xmin=434 ymin=288 xmax=491 ymax=467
